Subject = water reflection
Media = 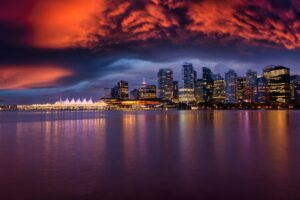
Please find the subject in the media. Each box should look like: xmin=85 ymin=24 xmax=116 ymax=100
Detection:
xmin=1 ymin=110 xmax=300 ymax=199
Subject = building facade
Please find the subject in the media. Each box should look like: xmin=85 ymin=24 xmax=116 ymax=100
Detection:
xmin=225 ymin=69 xmax=238 ymax=103
xmin=158 ymin=69 xmax=174 ymax=101
xmin=213 ymin=78 xmax=226 ymax=103
xmin=263 ymin=66 xmax=291 ymax=104
xmin=179 ymin=63 xmax=196 ymax=103
xmin=202 ymin=67 xmax=214 ymax=103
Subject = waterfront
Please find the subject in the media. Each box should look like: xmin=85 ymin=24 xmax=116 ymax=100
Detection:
xmin=1 ymin=110 xmax=300 ymax=200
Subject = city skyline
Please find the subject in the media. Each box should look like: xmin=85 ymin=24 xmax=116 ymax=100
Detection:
xmin=2 ymin=0 xmax=300 ymax=104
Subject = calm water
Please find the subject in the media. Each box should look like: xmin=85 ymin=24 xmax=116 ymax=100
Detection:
xmin=1 ymin=110 xmax=300 ymax=200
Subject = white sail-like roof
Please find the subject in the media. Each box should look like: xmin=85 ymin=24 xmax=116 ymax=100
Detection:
xmin=88 ymin=98 xmax=93 ymax=104
xmin=82 ymin=98 xmax=87 ymax=104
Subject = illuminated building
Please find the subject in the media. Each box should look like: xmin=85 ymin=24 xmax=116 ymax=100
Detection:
xmin=139 ymin=80 xmax=157 ymax=99
xmin=158 ymin=69 xmax=173 ymax=101
xmin=244 ymin=70 xmax=257 ymax=103
xmin=237 ymin=76 xmax=246 ymax=103
xmin=118 ymin=80 xmax=129 ymax=99
xmin=255 ymin=76 xmax=267 ymax=103
xmin=179 ymin=63 xmax=196 ymax=103
xmin=195 ymin=79 xmax=205 ymax=103
xmin=291 ymin=75 xmax=300 ymax=104
xmin=130 ymin=89 xmax=140 ymax=99
xmin=213 ymin=78 xmax=226 ymax=103
xmin=225 ymin=69 xmax=238 ymax=103
xmin=111 ymin=80 xmax=129 ymax=99
xmin=202 ymin=67 xmax=214 ymax=103
xmin=263 ymin=66 xmax=291 ymax=104
xmin=172 ymin=81 xmax=179 ymax=103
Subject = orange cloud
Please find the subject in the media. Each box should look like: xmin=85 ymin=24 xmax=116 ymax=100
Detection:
xmin=28 ymin=0 xmax=106 ymax=48
xmin=0 ymin=65 xmax=73 ymax=89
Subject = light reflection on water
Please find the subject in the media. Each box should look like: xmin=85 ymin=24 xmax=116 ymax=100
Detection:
xmin=1 ymin=110 xmax=300 ymax=200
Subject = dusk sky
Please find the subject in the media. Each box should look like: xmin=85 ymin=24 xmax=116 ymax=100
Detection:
xmin=1 ymin=0 xmax=300 ymax=104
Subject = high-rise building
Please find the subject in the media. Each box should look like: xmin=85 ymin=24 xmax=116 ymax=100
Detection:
xmin=202 ymin=67 xmax=214 ymax=103
xmin=195 ymin=79 xmax=205 ymax=103
xmin=237 ymin=76 xmax=246 ymax=103
xmin=111 ymin=86 xmax=119 ymax=99
xmin=244 ymin=70 xmax=258 ymax=103
xmin=158 ymin=69 xmax=173 ymax=101
xmin=291 ymin=75 xmax=300 ymax=103
xmin=263 ymin=66 xmax=291 ymax=104
xmin=255 ymin=76 xmax=267 ymax=103
xmin=130 ymin=89 xmax=140 ymax=99
xmin=117 ymin=80 xmax=129 ymax=99
xmin=173 ymin=81 xmax=179 ymax=103
xmin=179 ymin=63 xmax=196 ymax=103
xmin=139 ymin=80 xmax=157 ymax=99
xmin=111 ymin=80 xmax=129 ymax=99
xmin=225 ymin=69 xmax=238 ymax=103
xmin=213 ymin=78 xmax=226 ymax=103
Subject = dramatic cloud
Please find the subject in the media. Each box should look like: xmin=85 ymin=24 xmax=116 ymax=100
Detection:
xmin=0 ymin=65 xmax=73 ymax=89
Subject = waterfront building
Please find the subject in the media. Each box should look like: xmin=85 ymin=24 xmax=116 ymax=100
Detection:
xmin=118 ymin=80 xmax=129 ymax=99
xmin=291 ymin=75 xmax=300 ymax=103
xmin=263 ymin=66 xmax=291 ymax=104
xmin=158 ymin=69 xmax=174 ymax=101
xmin=179 ymin=63 xmax=196 ymax=103
xmin=111 ymin=80 xmax=129 ymax=99
xmin=213 ymin=78 xmax=226 ymax=103
xmin=111 ymin=86 xmax=119 ymax=99
xmin=173 ymin=81 xmax=179 ymax=103
xmin=195 ymin=79 xmax=205 ymax=103
xmin=139 ymin=80 xmax=157 ymax=99
xmin=237 ymin=76 xmax=246 ymax=103
xmin=202 ymin=67 xmax=214 ymax=103
xmin=244 ymin=70 xmax=258 ymax=103
xmin=130 ymin=89 xmax=140 ymax=99
xmin=225 ymin=69 xmax=238 ymax=103
xmin=255 ymin=76 xmax=267 ymax=103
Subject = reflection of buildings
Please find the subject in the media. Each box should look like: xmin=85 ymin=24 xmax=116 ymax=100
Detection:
xmin=225 ymin=69 xmax=238 ymax=103
xmin=263 ymin=66 xmax=291 ymax=104
xmin=158 ymin=69 xmax=173 ymax=101
xmin=179 ymin=63 xmax=196 ymax=103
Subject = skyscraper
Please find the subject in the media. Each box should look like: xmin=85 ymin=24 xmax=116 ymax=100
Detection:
xmin=255 ymin=76 xmax=267 ymax=103
xmin=237 ymin=76 xmax=246 ymax=103
xmin=244 ymin=70 xmax=258 ymax=103
xmin=118 ymin=80 xmax=129 ymax=99
xmin=179 ymin=63 xmax=196 ymax=103
xmin=202 ymin=67 xmax=214 ymax=103
xmin=291 ymin=75 xmax=300 ymax=103
xmin=173 ymin=81 xmax=179 ymax=103
xmin=139 ymin=80 xmax=157 ymax=99
xmin=213 ymin=78 xmax=226 ymax=103
xmin=111 ymin=80 xmax=129 ymax=99
xmin=195 ymin=79 xmax=205 ymax=103
xmin=263 ymin=66 xmax=291 ymax=104
xmin=225 ymin=69 xmax=238 ymax=103
xmin=158 ymin=69 xmax=173 ymax=101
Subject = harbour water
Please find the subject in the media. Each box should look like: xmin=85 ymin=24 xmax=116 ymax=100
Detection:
xmin=1 ymin=110 xmax=300 ymax=200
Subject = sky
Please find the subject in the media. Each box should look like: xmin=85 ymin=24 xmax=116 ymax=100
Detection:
xmin=1 ymin=0 xmax=300 ymax=104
